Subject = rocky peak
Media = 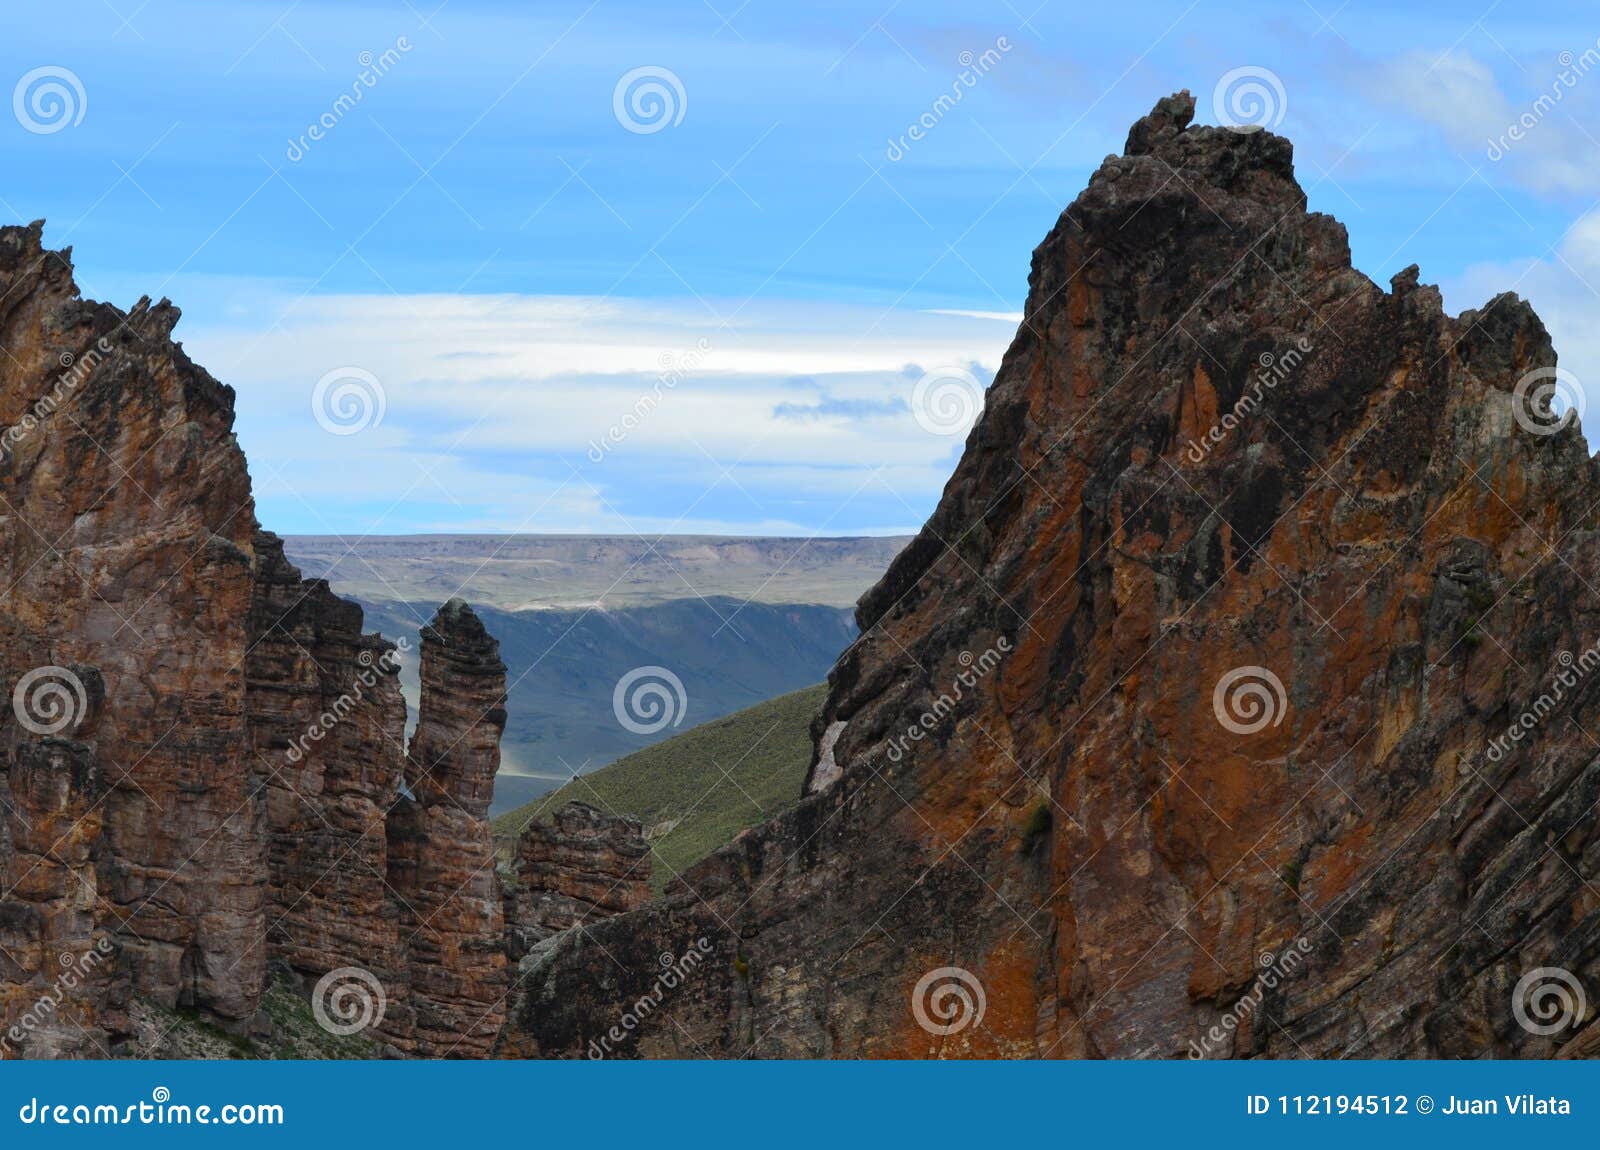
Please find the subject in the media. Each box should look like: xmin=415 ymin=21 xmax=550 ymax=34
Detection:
xmin=406 ymin=598 xmax=506 ymax=818
xmin=1121 ymin=87 xmax=1194 ymax=154
xmin=0 ymin=226 xmax=512 ymax=1058
xmin=506 ymin=802 xmax=652 ymax=953
xmin=505 ymin=94 xmax=1600 ymax=1059
xmin=385 ymin=598 xmax=509 ymax=1057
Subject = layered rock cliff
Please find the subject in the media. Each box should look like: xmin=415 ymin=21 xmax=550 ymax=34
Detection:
xmin=387 ymin=599 xmax=509 ymax=1058
xmin=245 ymin=529 xmax=415 ymax=1047
xmin=506 ymin=802 xmax=652 ymax=952
xmin=0 ymin=230 xmax=265 ymax=1054
xmin=9 ymin=90 xmax=1600 ymax=1061
xmin=0 ymin=223 xmax=511 ymax=1058
xmin=503 ymin=93 xmax=1600 ymax=1058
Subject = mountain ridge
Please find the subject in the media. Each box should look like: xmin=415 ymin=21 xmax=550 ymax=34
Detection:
xmin=498 ymin=91 xmax=1600 ymax=1059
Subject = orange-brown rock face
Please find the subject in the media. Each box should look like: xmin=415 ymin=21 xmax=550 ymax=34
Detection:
xmin=388 ymin=600 xmax=508 ymax=1058
xmin=0 ymin=730 xmax=113 ymax=1056
xmin=0 ymin=223 xmax=265 ymax=1048
xmin=507 ymin=93 xmax=1600 ymax=1059
xmin=244 ymin=529 xmax=416 ymax=1049
xmin=0 ymin=226 xmax=509 ymax=1058
xmin=507 ymin=802 xmax=652 ymax=949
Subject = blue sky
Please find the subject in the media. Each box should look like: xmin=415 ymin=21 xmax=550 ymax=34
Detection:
xmin=5 ymin=0 xmax=1600 ymax=534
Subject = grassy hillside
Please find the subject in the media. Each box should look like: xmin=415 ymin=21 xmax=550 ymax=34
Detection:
xmin=283 ymin=534 xmax=901 ymax=818
xmin=492 ymin=682 xmax=826 ymax=892
xmin=359 ymin=598 xmax=852 ymax=815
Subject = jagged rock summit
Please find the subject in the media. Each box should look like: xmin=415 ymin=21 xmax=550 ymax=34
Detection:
xmin=504 ymin=92 xmax=1600 ymax=1058
xmin=0 ymin=223 xmax=511 ymax=1058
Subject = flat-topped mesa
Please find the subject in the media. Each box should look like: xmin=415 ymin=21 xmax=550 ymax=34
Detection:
xmin=506 ymin=802 xmax=652 ymax=957
xmin=504 ymin=93 xmax=1600 ymax=1059
xmin=386 ymin=598 xmax=509 ymax=1057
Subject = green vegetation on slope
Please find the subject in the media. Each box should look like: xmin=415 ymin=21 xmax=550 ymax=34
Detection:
xmin=131 ymin=977 xmax=381 ymax=1059
xmin=356 ymin=597 xmax=854 ymax=817
xmin=492 ymin=683 xmax=826 ymax=892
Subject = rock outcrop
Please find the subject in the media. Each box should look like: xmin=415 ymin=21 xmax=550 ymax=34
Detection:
xmin=505 ymin=802 xmax=652 ymax=956
xmin=503 ymin=93 xmax=1600 ymax=1058
xmin=0 ymin=225 xmax=509 ymax=1057
xmin=0 ymin=226 xmax=266 ymax=1051
xmin=387 ymin=599 xmax=508 ymax=1058
xmin=244 ymin=529 xmax=415 ymax=1049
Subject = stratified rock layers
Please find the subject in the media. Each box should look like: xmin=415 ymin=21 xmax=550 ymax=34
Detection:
xmin=0 ymin=225 xmax=265 ymax=1050
xmin=508 ymin=802 xmax=652 ymax=945
xmin=388 ymin=600 xmax=508 ymax=1058
xmin=505 ymin=94 xmax=1600 ymax=1058
xmin=244 ymin=529 xmax=415 ymax=1049
xmin=0 ymin=225 xmax=508 ymax=1057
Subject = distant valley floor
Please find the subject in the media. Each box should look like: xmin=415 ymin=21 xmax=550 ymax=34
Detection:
xmin=283 ymin=535 xmax=904 ymax=813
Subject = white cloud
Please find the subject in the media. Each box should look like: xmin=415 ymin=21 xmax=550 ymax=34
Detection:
xmin=178 ymin=286 xmax=1015 ymax=535
xmin=1372 ymin=48 xmax=1600 ymax=196
xmin=923 ymin=308 xmax=1025 ymax=322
